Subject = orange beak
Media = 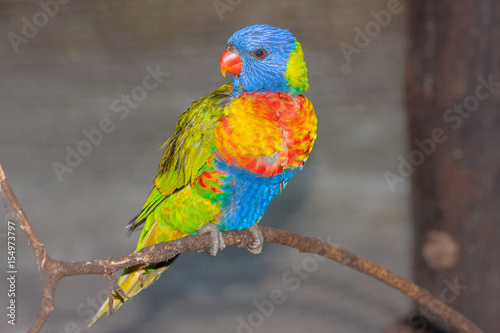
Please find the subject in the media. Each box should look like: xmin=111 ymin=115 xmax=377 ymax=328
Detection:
xmin=220 ymin=49 xmax=242 ymax=77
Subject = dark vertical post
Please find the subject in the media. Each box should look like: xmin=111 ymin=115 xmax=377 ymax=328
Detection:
xmin=405 ymin=1 xmax=500 ymax=332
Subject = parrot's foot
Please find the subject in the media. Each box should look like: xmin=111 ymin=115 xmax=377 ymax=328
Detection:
xmin=198 ymin=223 xmax=226 ymax=256
xmin=247 ymin=224 xmax=264 ymax=254
xmin=107 ymin=273 xmax=128 ymax=313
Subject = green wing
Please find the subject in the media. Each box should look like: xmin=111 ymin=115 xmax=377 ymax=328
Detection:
xmin=128 ymin=83 xmax=233 ymax=232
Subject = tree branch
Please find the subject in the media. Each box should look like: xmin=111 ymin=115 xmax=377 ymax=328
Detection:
xmin=0 ymin=163 xmax=483 ymax=333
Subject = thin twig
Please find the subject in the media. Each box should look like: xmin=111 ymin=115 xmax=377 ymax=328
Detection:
xmin=29 ymin=273 xmax=62 ymax=333
xmin=0 ymin=163 xmax=483 ymax=333
xmin=0 ymin=164 xmax=45 ymax=259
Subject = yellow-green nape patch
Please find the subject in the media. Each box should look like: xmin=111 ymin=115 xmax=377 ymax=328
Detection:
xmin=285 ymin=41 xmax=309 ymax=95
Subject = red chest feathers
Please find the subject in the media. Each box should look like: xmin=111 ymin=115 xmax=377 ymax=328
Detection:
xmin=214 ymin=92 xmax=317 ymax=176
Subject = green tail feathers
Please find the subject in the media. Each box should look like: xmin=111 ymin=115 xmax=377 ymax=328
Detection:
xmin=88 ymin=261 xmax=172 ymax=327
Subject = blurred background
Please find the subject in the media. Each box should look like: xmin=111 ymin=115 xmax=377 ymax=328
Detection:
xmin=0 ymin=1 xmax=411 ymax=332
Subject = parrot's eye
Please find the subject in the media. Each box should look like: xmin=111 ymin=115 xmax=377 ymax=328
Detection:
xmin=254 ymin=49 xmax=266 ymax=59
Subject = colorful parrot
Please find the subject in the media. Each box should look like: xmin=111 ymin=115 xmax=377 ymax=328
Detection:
xmin=89 ymin=24 xmax=316 ymax=326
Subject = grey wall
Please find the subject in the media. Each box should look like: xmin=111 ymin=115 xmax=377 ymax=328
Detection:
xmin=0 ymin=1 xmax=411 ymax=332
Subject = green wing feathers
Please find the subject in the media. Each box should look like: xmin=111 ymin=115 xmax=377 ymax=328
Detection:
xmin=129 ymin=83 xmax=232 ymax=233
xmin=89 ymin=84 xmax=233 ymax=326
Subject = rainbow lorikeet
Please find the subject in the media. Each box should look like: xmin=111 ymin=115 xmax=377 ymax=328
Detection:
xmin=90 ymin=24 xmax=317 ymax=325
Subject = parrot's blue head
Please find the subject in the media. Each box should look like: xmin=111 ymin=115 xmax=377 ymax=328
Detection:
xmin=220 ymin=25 xmax=308 ymax=96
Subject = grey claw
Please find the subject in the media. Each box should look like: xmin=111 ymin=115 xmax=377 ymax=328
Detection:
xmin=198 ymin=223 xmax=226 ymax=256
xmin=247 ymin=223 xmax=263 ymax=254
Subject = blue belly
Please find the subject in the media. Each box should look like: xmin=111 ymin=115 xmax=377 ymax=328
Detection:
xmin=214 ymin=159 xmax=296 ymax=231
